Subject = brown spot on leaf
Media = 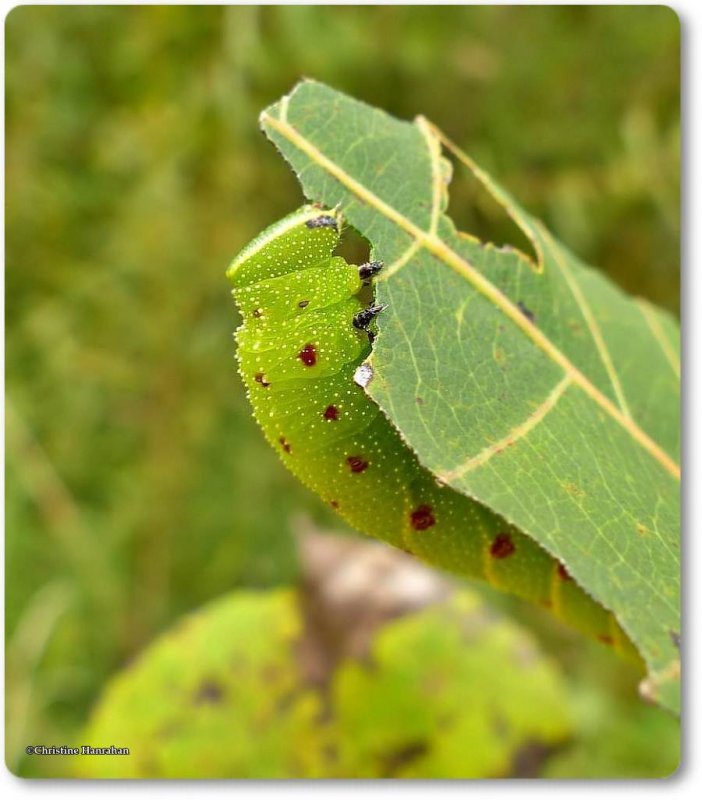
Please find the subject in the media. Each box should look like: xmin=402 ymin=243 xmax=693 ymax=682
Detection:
xmin=598 ymin=634 xmax=614 ymax=646
xmin=410 ymin=505 xmax=435 ymax=531
xmin=670 ymin=630 xmax=680 ymax=650
xmin=323 ymin=405 xmax=339 ymax=421
xmin=490 ymin=532 xmax=516 ymax=559
xmin=254 ymin=372 xmax=270 ymax=387
xmin=557 ymin=562 xmax=572 ymax=581
xmin=416 ymin=396 xmax=425 ymax=405
xmin=298 ymin=343 xmax=317 ymax=367
xmin=346 ymin=456 xmax=369 ymax=473
xmin=330 ymin=500 xmax=339 ymax=509
xmin=511 ymin=741 xmax=560 ymax=778
xmin=379 ymin=741 xmax=429 ymax=777
xmin=563 ymin=481 xmax=585 ymax=498
xmin=193 ymin=679 xmax=224 ymax=706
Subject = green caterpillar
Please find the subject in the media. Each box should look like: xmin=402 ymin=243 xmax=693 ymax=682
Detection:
xmin=227 ymin=205 xmax=638 ymax=661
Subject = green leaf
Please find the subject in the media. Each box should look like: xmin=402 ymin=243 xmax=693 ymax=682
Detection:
xmin=332 ymin=592 xmax=570 ymax=778
xmin=76 ymin=590 xmax=326 ymax=778
xmin=76 ymin=588 xmax=571 ymax=778
xmin=542 ymin=684 xmax=679 ymax=779
xmin=259 ymin=80 xmax=680 ymax=712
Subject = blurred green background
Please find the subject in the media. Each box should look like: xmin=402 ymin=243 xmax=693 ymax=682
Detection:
xmin=5 ymin=5 xmax=679 ymax=777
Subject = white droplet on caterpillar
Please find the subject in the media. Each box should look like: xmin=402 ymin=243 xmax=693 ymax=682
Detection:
xmin=354 ymin=362 xmax=374 ymax=388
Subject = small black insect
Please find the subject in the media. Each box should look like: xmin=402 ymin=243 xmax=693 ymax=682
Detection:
xmin=358 ymin=260 xmax=384 ymax=280
xmin=353 ymin=303 xmax=387 ymax=343
xmin=353 ymin=303 xmax=387 ymax=331
xmin=517 ymin=300 xmax=535 ymax=323
xmin=305 ymin=215 xmax=338 ymax=231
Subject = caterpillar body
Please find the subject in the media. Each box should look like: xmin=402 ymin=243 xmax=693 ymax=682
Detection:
xmin=227 ymin=205 xmax=637 ymax=660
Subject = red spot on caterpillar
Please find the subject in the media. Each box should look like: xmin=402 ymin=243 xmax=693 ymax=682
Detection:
xmin=490 ymin=533 xmax=515 ymax=559
xmin=254 ymin=372 xmax=271 ymax=387
xmin=557 ymin=562 xmax=572 ymax=581
xmin=346 ymin=456 xmax=369 ymax=473
xmin=323 ymin=405 xmax=339 ymax=421
xmin=598 ymin=634 xmax=614 ymax=646
xmin=279 ymin=437 xmax=291 ymax=454
xmin=298 ymin=344 xmax=317 ymax=367
xmin=410 ymin=505 xmax=435 ymax=531
xmin=298 ymin=300 xmax=310 ymax=309
xmin=330 ymin=500 xmax=339 ymax=509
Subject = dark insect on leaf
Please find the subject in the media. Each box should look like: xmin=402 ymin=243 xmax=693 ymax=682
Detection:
xmin=306 ymin=215 xmax=338 ymax=231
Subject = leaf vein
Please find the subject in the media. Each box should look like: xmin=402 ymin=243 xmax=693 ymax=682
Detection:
xmin=636 ymin=298 xmax=681 ymax=379
xmin=261 ymin=111 xmax=680 ymax=480
xmin=440 ymin=375 xmax=573 ymax=480
xmin=540 ymin=225 xmax=632 ymax=419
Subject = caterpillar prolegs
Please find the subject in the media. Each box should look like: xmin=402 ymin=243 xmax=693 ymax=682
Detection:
xmin=227 ymin=205 xmax=638 ymax=660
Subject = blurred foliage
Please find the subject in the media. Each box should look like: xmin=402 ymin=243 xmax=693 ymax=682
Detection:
xmin=5 ymin=5 xmax=679 ymax=777
xmin=466 ymin=587 xmax=681 ymax=778
xmin=75 ymin=588 xmax=571 ymax=779
xmin=329 ymin=591 xmax=570 ymax=778
xmin=76 ymin=590 xmax=326 ymax=779
xmin=543 ymin=673 xmax=680 ymax=779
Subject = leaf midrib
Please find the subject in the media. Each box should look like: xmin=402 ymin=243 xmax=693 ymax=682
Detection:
xmin=261 ymin=109 xmax=680 ymax=481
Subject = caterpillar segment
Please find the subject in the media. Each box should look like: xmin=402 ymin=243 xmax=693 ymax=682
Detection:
xmin=227 ymin=205 xmax=639 ymax=662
